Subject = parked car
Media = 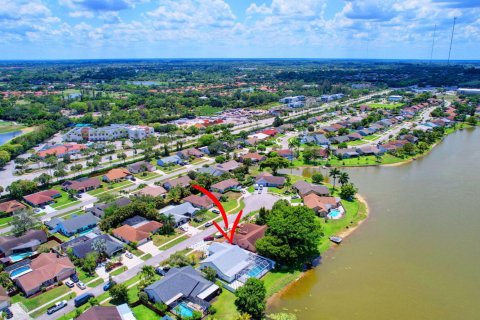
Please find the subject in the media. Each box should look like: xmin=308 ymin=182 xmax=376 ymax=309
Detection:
xmin=193 ymin=217 xmax=204 ymax=223
xmin=47 ymin=301 xmax=67 ymax=315
xmin=130 ymin=177 xmax=136 ymax=181
xmin=125 ymin=252 xmax=133 ymax=259
xmin=76 ymin=194 xmax=82 ymax=199
xmin=77 ymin=282 xmax=86 ymax=290
xmin=155 ymin=267 xmax=166 ymax=276
xmin=291 ymin=195 xmax=299 ymax=199
xmin=103 ymin=281 xmax=115 ymax=291
xmin=70 ymin=274 xmax=79 ymax=283
xmin=214 ymin=233 xmax=224 ymax=239
xmin=205 ymin=221 xmax=213 ymax=228
xmin=65 ymin=280 xmax=75 ymax=288
xmin=4 ymin=308 xmax=13 ymax=319
xmin=34 ymin=208 xmax=41 ymax=213
xmin=212 ymin=209 xmax=220 ymax=214
xmin=203 ymin=235 xmax=214 ymax=241
xmin=254 ymin=184 xmax=259 ymax=190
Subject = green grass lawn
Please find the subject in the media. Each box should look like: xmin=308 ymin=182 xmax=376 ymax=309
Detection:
xmin=363 ymin=134 xmax=381 ymax=141
xmin=158 ymin=234 xmax=189 ymax=250
xmin=161 ymin=164 xmax=184 ymax=173
xmin=347 ymin=139 xmax=368 ymax=146
xmin=152 ymin=232 xmax=182 ymax=247
xmin=0 ymin=124 xmax=26 ymax=134
xmin=191 ymin=210 xmax=218 ymax=227
xmin=87 ymin=278 xmax=104 ymax=288
xmin=262 ymin=269 xmax=302 ymax=297
xmin=109 ymin=266 xmax=127 ymax=276
xmin=50 ymin=186 xmax=80 ymax=209
xmin=195 ymin=105 xmax=223 ymax=116
xmin=87 ymin=180 xmax=134 ymax=195
xmin=211 ymin=289 xmax=239 ymax=320
xmin=11 ymin=285 xmax=71 ymax=311
xmin=53 ymin=232 xmax=71 ymax=242
xmin=0 ymin=215 xmax=13 ymax=227
xmin=140 ymin=253 xmax=152 ymax=261
xmin=77 ymin=268 xmax=97 ymax=283
xmin=267 ymin=187 xmax=286 ymax=195
xmin=29 ymin=292 xmax=77 ymax=318
xmin=366 ymin=102 xmax=404 ymax=109
xmin=135 ymin=171 xmax=161 ymax=181
xmin=132 ymin=305 xmax=160 ymax=320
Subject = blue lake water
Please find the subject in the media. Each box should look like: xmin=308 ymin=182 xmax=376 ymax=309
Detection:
xmin=0 ymin=131 xmax=22 ymax=145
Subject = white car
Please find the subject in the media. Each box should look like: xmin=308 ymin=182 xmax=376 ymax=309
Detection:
xmin=76 ymin=282 xmax=86 ymax=290
xmin=125 ymin=252 xmax=133 ymax=259
xmin=65 ymin=280 xmax=74 ymax=288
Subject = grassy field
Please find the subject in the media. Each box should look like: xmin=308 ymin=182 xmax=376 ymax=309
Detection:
xmin=366 ymin=102 xmax=404 ymax=109
xmin=211 ymin=289 xmax=239 ymax=320
xmin=109 ymin=266 xmax=127 ymax=276
xmin=0 ymin=120 xmax=27 ymax=134
xmin=135 ymin=171 xmax=161 ymax=181
xmin=152 ymin=232 xmax=182 ymax=247
xmin=158 ymin=234 xmax=189 ymax=250
xmin=51 ymin=186 xmax=80 ymax=209
xmin=87 ymin=180 xmax=134 ymax=195
xmin=196 ymin=105 xmax=223 ymax=116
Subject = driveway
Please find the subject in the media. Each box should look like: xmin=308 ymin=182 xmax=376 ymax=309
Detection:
xmin=138 ymin=241 xmax=161 ymax=256
xmin=10 ymin=303 xmax=31 ymax=320
xmin=121 ymin=252 xmax=143 ymax=269
xmin=243 ymin=192 xmax=281 ymax=214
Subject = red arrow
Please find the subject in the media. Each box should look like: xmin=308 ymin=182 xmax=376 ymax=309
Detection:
xmin=192 ymin=184 xmax=243 ymax=243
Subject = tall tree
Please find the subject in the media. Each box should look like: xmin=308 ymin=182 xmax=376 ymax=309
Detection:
xmin=329 ymin=168 xmax=341 ymax=189
xmin=235 ymin=278 xmax=266 ymax=320
xmin=10 ymin=209 xmax=39 ymax=236
xmin=338 ymin=172 xmax=350 ymax=186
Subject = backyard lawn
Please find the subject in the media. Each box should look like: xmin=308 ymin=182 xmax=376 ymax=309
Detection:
xmin=211 ymin=289 xmax=239 ymax=320
xmin=132 ymin=305 xmax=160 ymax=320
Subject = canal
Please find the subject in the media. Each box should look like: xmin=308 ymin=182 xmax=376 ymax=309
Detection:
xmin=270 ymin=128 xmax=480 ymax=320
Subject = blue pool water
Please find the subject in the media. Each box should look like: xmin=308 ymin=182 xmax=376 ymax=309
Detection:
xmin=176 ymin=303 xmax=194 ymax=318
xmin=247 ymin=265 xmax=264 ymax=278
xmin=78 ymin=228 xmax=95 ymax=236
xmin=10 ymin=266 xmax=32 ymax=278
xmin=327 ymin=209 xmax=342 ymax=219
xmin=10 ymin=251 xmax=33 ymax=262
xmin=0 ymin=131 xmax=22 ymax=146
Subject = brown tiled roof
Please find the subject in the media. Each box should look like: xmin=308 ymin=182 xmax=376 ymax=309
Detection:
xmin=136 ymin=221 xmax=163 ymax=233
xmin=303 ymin=194 xmax=328 ymax=213
xmin=113 ymin=225 xmax=150 ymax=243
xmin=62 ymin=178 xmax=101 ymax=191
xmin=104 ymin=168 xmax=130 ymax=181
xmin=137 ymin=185 xmax=167 ymax=197
xmin=183 ymin=195 xmax=213 ymax=208
xmin=164 ymin=176 xmax=192 ymax=188
xmin=241 ymin=153 xmax=266 ymax=161
xmin=0 ymin=200 xmax=26 ymax=213
xmin=233 ymin=223 xmax=267 ymax=252
xmin=77 ymin=306 xmax=121 ymax=320
xmin=23 ymin=190 xmax=61 ymax=205
xmin=16 ymin=253 xmax=75 ymax=293
xmin=211 ymin=178 xmax=240 ymax=191
xmin=255 ymin=173 xmax=285 ymax=185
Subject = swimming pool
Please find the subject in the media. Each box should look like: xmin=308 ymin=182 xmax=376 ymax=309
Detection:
xmin=9 ymin=251 xmax=33 ymax=262
xmin=78 ymin=228 xmax=95 ymax=236
xmin=247 ymin=265 xmax=264 ymax=278
xmin=10 ymin=265 xmax=32 ymax=279
xmin=175 ymin=302 xmax=194 ymax=318
xmin=327 ymin=209 xmax=342 ymax=220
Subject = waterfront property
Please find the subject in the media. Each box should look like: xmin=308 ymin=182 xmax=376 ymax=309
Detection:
xmin=232 ymin=223 xmax=267 ymax=253
xmin=255 ymin=173 xmax=286 ymax=188
xmin=303 ymin=194 xmax=343 ymax=218
xmin=200 ymin=242 xmax=274 ymax=291
xmin=293 ymin=180 xmax=330 ymax=197
xmin=145 ymin=266 xmax=219 ymax=317
xmin=14 ymin=253 xmax=76 ymax=296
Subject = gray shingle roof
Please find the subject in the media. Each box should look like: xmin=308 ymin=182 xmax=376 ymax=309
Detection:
xmin=202 ymin=243 xmax=250 ymax=278
xmin=60 ymin=212 xmax=99 ymax=234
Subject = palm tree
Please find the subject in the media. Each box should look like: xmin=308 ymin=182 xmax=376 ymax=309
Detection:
xmin=91 ymin=238 xmax=107 ymax=257
xmin=329 ymin=168 xmax=341 ymax=189
xmin=338 ymin=172 xmax=350 ymax=186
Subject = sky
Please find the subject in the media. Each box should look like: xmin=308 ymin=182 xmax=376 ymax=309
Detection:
xmin=1 ymin=0 xmax=480 ymax=60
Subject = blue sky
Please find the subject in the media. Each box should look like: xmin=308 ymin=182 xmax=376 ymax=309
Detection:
xmin=1 ymin=0 xmax=479 ymax=60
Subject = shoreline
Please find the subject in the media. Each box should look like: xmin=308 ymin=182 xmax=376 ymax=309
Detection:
xmin=266 ymin=193 xmax=370 ymax=306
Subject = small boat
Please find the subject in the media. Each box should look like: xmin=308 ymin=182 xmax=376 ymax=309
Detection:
xmin=329 ymin=236 xmax=343 ymax=244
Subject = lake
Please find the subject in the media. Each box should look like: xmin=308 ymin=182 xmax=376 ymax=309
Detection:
xmin=0 ymin=130 xmax=22 ymax=145
xmin=271 ymin=128 xmax=480 ymax=320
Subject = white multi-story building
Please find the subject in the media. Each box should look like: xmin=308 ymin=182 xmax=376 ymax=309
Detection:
xmin=63 ymin=124 xmax=154 ymax=142
xmin=457 ymin=88 xmax=480 ymax=95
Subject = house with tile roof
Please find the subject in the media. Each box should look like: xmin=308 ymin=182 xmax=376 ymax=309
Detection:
xmin=61 ymin=177 xmax=101 ymax=193
xmin=37 ymin=143 xmax=87 ymax=158
xmin=303 ymin=194 xmax=341 ymax=217
xmin=182 ymin=195 xmax=213 ymax=209
xmin=112 ymin=220 xmax=162 ymax=245
xmin=211 ymin=178 xmax=240 ymax=193
xmin=127 ymin=161 xmax=154 ymax=174
xmin=23 ymin=190 xmax=61 ymax=207
xmin=135 ymin=185 xmax=167 ymax=198
xmin=15 ymin=253 xmax=76 ymax=296
xmin=163 ymin=176 xmax=192 ymax=190
xmin=232 ymin=224 xmax=267 ymax=253
xmin=102 ymin=168 xmax=131 ymax=183
xmin=0 ymin=200 xmax=26 ymax=215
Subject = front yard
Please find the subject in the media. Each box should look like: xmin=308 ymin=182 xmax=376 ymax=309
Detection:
xmin=11 ymin=284 xmax=71 ymax=311
xmin=87 ymin=180 xmax=134 ymax=196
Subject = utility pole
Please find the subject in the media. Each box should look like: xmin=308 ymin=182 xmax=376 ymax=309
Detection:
xmin=447 ymin=17 xmax=456 ymax=65
xmin=430 ymin=24 xmax=436 ymax=64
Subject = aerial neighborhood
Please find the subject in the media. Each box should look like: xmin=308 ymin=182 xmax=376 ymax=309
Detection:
xmin=0 ymin=60 xmax=478 ymax=320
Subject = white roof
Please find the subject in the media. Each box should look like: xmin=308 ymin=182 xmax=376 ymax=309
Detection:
xmin=197 ymin=284 xmax=220 ymax=300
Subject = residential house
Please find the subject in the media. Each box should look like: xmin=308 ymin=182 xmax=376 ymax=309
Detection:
xmin=215 ymin=160 xmax=241 ymax=172
xmin=197 ymin=166 xmax=224 ymax=177
xmin=77 ymin=304 xmax=135 ymax=320
xmin=232 ymin=224 xmax=267 ymax=253
xmin=211 ymin=178 xmax=240 ymax=193
xmin=330 ymin=135 xmax=350 ymax=144
xmin=303 ymin=194 xmax=341 ymax=217
xmin=259 ymin=129 xmax=278 ymax=137
xmin=176 ymin=148 xmax=203 ymax=160
xmin=182 ymin=195 xmax=213 ymax=209
xmin=300 ymin=134 xmax=330 ymax=146
xmin=88 ymin=197 xmax=131 ymax=218
xmin=334 ymin=148 xmax=360 ymax=159
xmin=127 ymin=161 xmax=154 ymax=174
xmin=15 ymin=253 xmax=76 ymax=296
xmin=0 ymin=230 xmax=47 ymax=258
xmin=61 ymin=234 xmax=123 ymax=259
xmin=136 ymin=185 xmax=167 ymax=198
xmin=276 ymin=149 xmax=294 ymax=160
xmin=23 ymin=190 xmax=61 ymax=207
xmin=163 ymin=176 xmax=192 ymax=190
xmin=293 ymin=181 xmax=329 ymax=198
xmin=102 ymin=168 xmax=131 ymax=183
xmin=47 ymin=212 xmax=99 ymax=237
xmin=159 ymin=203 xmax=198 ymax=227
xmin=348 ymin=132 xmax=363 ymax=141
xmin=113 ymin=220 xmax=163 ymax=245
xmin=145 ymin=266 xmax=219 ymax=312
xmin=356 ymin=146 xmax=384 ymax=156
xmin=61 ymin=177 xmax=101 ymax=193
xmin=255 ymin=173 xmax=285 ymax=187
xmin=0 ymin=200 xmax=26 ymax=215
xmin=239 ymin=153 xmax=266 ymax=163
xmin=200 ymin=242 xmax=274 ymax=285
xmin=157 ymin=155 xmax=182 ymax=167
